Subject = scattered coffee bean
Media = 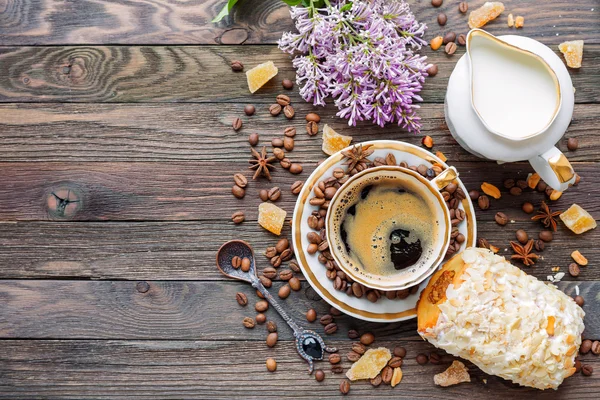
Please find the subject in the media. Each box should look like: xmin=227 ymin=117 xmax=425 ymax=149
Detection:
xmin=438 ymin=13 xmax=448 ymax=26
xmin=393 ymin=346 xmax=407 ymax=358
xmin=522 ymin=202 xmax=534 ymax=213
xmin=231 ymin=211 xmax=245 ymax=224
xmin=575 ymin=295 xmax=584 ymax=306
xmin=503 ymin=178 xmax=515 ymax=189
xmin=272 ymin=148 xmax=285 ymax=160
xmin=443 ymin=32 xmax=456 ymax=44
xmin=324 ymin=323 xmax=338 ymax=334
xmin=429 ymin=352 xmax=442 ymax=365
xmin=381 ymin=366 xmax=393 ymax=384
xmin=582 ymin=364 xmax=593 ymax=376
xmin=259 ymin=275 xmax=272 ymax=288
xmin=581 ymin=339 xmax=593 ymax=354
xmin=306 ymin=113 xmax=321 ymax=123
xmin=537 ymin=181 xmax=548 ymax=192
xmin=266 ymin=358 xmax=277 ymax=372
xmin=331 ymin=365 xmax=344 ymax=374
xmin=329 ymin=353 xmax=342 ymax=364
xmin=284 ymin=128 xmax=297 ymax=139
xmin=370 ymin=374 xmax=383 ymax=387
xmin=592 ymin=341 xmax=600 ymax=355
xmin=339 ymin=379 xmax=351 ymax=395
xmin=509 ymin=186 xmax=522 ymax=196
xmin=426 ymin=64 xmax=439 ymax=77
xmin=279 ymin=270 xmax=293 ymax=281
xmin=276 ymin=94 xmax=291 ymax=106
xmin=534 ymin=239 xmax=545 ymax=252
xmin=458 ymin=1 xmax=468 ymax=13
xmin=567 ymin=137 xmax=579 ymax=151
xmin=267 ymin=321 xmax=278 ymax=333
xmin=516 ymin=229 xmax=528 ymax=244
xmin=416 ymin=354 xmax=428 ymax=365
xmin=248 ymin=132 xmax=259 ymax=146
xmin=289 ymin=260 xmax=301 ymax=273
xmin=315 ymin=369 xmax=325 ymax=382
xmin=272 ymin=138 xmax=284 ymax=148
xmin=348 ymin=329 xmax=360 ymax=339
xmin=232 ymin=256 xmax=242 ymax=269
xmin=244 ymin=104 xmax=255 ymax=116
xmin=495 ymin=212 xmax=508 ymax=226
xmin=291 ymin=181 xmax=304 ymax=195
xmin=516 ymin=180 xmax=528 ymax=189
xmin=329 ymin=307 xmax=342 ymax=317
xmin=283 ymin=137 xmax=294 ymax=151
xmin=236 ymin=292 xmax=248 ymax=306
xmin=274 ymin=238 xmax=288 ymax=253
xmin=233 ymin=173 xmax=248 ymax=188
xmin=457 ymin=33 xmax=467 ymax=46
xmin=267 ymin=186 xmax=281 ymax=201
xmin=306 ymin=308 xmax=317 ymax=322
xmin=243 ymin=317 xmax=255 ymax=329
xmin=352 ymin=342 xmax=366 ymax=355
xmin=241 ymin=257 xmax=251 ymax=272
xmin=388 ymin=357 xmax=403 ymax=368
xmin=232 ymin=185 xmax=245 ymax=199
xmin=289 ymin=277 xmax=301 ymax=291
xmin=320 ymin=314 xmax=333 ymax=326
xmin=289 ymin=163 xmax=303 ymax=174
xmin=360 ymin=332 xmax=375 ymax=346
xmin=231 ymin=60 xmax=243 ymax=71
xmin=232 ymin=117 xmax=242 ymax=131
xmin=569 ymin=263 xmax=580 ymax=277
xmin=255 ymin=300 xmax=269 ymax=312
xmin=280 ymin=158 xmax=291 ymax=169
xmin=432 ymin=0 xmax=443 ymax=7
xmin=282 ymin=79 xmax=294 ymax=90
xmin=269 ymin=104 xmax=282 ymax=116
xmin=539 ymin=230 xmax=553 ymax=242
xmin=266 ymin=332 xmax=278 ymax=347
xmin=468 ymin=190 xmax=479 ymax=200
xmin=256 ymin=313 xmax=266 ymax=324
xmin=347 ymin=351 xmax=361 ymax=362
xmin=478 ymin=195 xmax=490 ymax=210
xmin=263 ymin=267 xmax=277 ymax=279
xmin=284 ymin=105 xmax=295 ymax=119
xmin=306 ymin=121 xmax=319 ymax=136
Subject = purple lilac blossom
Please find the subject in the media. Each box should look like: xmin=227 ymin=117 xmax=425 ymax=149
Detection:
xmin=278 ymin=0 xmax=429 ymax=132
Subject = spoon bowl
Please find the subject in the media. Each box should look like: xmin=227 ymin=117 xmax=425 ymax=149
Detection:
xmin=216 ymin=240 xmax=256 ymax=283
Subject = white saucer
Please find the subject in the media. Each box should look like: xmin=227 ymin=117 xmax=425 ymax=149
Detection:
xmin=291 ymin=140 xmax=477 ymax=323
xmin=445 ymin=35 xmax=574 ymax=162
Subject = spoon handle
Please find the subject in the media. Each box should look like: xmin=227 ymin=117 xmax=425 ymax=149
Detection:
xmin=251 ymin=276 xmax=302 ymax=335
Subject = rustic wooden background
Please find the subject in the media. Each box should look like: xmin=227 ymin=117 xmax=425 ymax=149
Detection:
xmin=0 ymin=0 xmax=598 ymax=398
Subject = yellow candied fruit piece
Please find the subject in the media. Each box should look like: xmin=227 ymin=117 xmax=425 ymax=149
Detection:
xmin=346 ymin=347 xmax=391 ymax=381
xmin=468 ymin=2 xmax=505 ymax=29
xmin=507 ymin=13 xmax=514 ymax=27
xmin=559 ymin=40 xmax=584 ymax=69
xmin=560 ymin=204 xmax=597 ymax=234
xmin=258 ymin=202 xmax=286 ymax=235
xmin=322 ymin=124 xmax=352 ymax=156
xmin=246 ymin=61 xmax=278 ymax=93
xmin=434 ymin=360 xmax=471 ymax=387
xmin=515 ymin=15 xmax=524 ymax=28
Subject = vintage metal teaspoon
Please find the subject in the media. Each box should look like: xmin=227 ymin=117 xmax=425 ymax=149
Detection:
xmin=216 ymin=240 xmax=337 ymax=374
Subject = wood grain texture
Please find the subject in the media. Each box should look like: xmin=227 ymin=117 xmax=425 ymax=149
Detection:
xmin=0 ymin=0 xmax=598 ymax=46
xmin=1 ymin=339 xmax=599 ymax=399
xmin=0 ymin=44 xmax=598 ymax=104
xmin=0 ymin=280 xmax=597 ymax=340
xmin=0 ymin=160 xmax=598 ymax=221
xmin=0 ymin=102 xmax=598 ymax=162
xmin=0 ymin=220 xmax=598 ymax=281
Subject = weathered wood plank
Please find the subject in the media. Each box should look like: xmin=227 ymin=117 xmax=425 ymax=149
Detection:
xmin=0 ymin=220 xmax=597 ymax=281
xmin=0 ymin=280 xmax=597 ymax=340
xmin=0 ymin=0 xmax=597 ymax=46
xmin=0 ymin=44 xmax=597 ymax=104
xmin=0 ymin=339 xmax=599 ymax=399
xmin=0 ymin=160 xmax=597 ymax=221
xmin=0 ymin=103 xmax=598 ymax=162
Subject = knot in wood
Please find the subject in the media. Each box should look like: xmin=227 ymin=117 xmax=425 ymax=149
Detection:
xmin=46 ymin=187 xmax=82 ymax=218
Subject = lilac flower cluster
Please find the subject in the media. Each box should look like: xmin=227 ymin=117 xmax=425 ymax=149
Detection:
xmin=278 ymin=0 xmax=429 ymax=132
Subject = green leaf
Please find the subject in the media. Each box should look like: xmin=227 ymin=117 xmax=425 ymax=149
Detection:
xmin=282 ymin=0 xmax=303 ymax=5
xmin=211 ymin=0 xmax=240 ymax=23
xmin=340 ymin=2 xmax=353 ymax=12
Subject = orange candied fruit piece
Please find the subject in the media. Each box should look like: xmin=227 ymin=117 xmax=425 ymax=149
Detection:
xmin=322 ymin=124 xmax=352 ymax=155
xmin=558 ymin=40 xmax=584 ymax=69
xmin=346 ymin=347 xmax=391 ymax=381
xmin=560 ymin=204 xmax=596 ymax=234
xmin=246 ymin=61 xmax=278 ymax=93
xmin=468 ymin=2 xmax=505 ymax=29
xmin=258 ymin=202 xmax=287 ymax=235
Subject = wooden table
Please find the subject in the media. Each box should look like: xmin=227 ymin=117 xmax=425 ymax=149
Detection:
xmin=0 ymin=0 xmax=598 ymax=398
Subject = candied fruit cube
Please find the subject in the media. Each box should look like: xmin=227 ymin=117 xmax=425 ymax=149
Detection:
xmin=559 ymin=40 xmax=584 ymax=69
xmin=346 ymin=347 xmax=391 ymax=381
xmin=507 ymin=13 xmax=514 ymax=27
xmin=515 ymin=15 xmax=524 ymax=28
xmin=258 ymin=202 xmax=286 ymax=235
xmin=560 ymin=204 xmax=597 ymax=234
xmin=246 ymin=61 xmax=278 ymax=93
xmin=468 ymin=2 xmax=505 ymax=29
xmin=322 ymin=124 xmax=352 ymax=155
xmin=434 ymin=360 xmax=471 ymax=387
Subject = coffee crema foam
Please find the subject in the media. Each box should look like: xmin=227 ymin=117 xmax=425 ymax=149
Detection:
xmin=331 ymin=174 xmax=439 ymax=280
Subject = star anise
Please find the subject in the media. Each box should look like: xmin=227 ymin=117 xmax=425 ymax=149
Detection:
xmin=531 ymin=201 xmax=562 ymax=232
xmin=249 ymin=146 xmax=276 ymax=180
xmin=341 ymin=144 xmax=374 ymax=173
xmin=510 ymin=239 xmax=539 ymax=266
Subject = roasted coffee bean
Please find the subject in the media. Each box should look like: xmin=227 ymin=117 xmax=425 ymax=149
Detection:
xmin=569 ymin=263 xmax=580 ymax=277
xmin=339 ymin=379 xmax=351 ymax=395
xmin=259 ymin=189 xmax=269 ymax=202
xmin=534 ymin=239 xmax=545 ymax=252
xmin=581 ymin=339 xmax=593 ymax=354
xmin=522 ymin=202 xmax=534 ymax=213
xmin=516 ymin=229 xmax=528 ymax=244
xmin=289 ymin=277 xmax=301 ymax=291
xmin=306 ymin=308 xmax=317 ymax=322
xmin=539 ymin=230 xmax=553 ymax=242
xmin=266 ymin=358 xmax=277 ymax=372
xmin=280 ymin=248 xmax=292 ymax=261
xmin=291 ymin=180 xmax=304 ymax=195
xmin=266 ymin=332 xmax=278 ymax=347
xmin=315 ymin=369 xmax=325 ymax=382
xmin=236 ymin=292 xmax=248 ymax=306
xmin=320 ymin=314 xmax=333 ymax=325
xmin=393 ymin=346 xmax=407 ymax=358
xmin=267 ymin=187 xmax=281 ymax=201
xmin=263 ymin=267 xmax=277 ymax=279
xmin=257 ymin=313 xmax=267 ymax=324
xmin=269 ymin=104 xmax=282 ymax=116
xmin=351 ymin=282 xmax=363 ymax=298
xmin=307 ymin=243 xmax=318 ymax=254
xmin=283 ymin=137 xmax=294 ymax=151
xmin=468 ymin=190 xmax=480 ymax=200
xmin=348 ymin=329 xmax=360 ymax=339
xmin=537 ymin=181 xmax=548 ymax=192
xmin=445 ymin=41 xmax=457 ymax=55
xmin=331 ymin=365 xmax=344 ymax=374
xmin=273 ymin=147 xmax=285 ymax=160
xmin=351 ymin=342 xmax=366 ymax=355
xmin=231 ymin=211 xmax=245 ymax=224
xmin=277 ymin=270 xmax=292 ymax=282
xmin=232 ymin=185 xmax=245 ymax=199
xmin=426 ymin=64 xmax=438 ymax=77
xmin=575 ymin=359 xmax=582 ymax=373
xmin=429 ymin=353 xmax=442 ymax=365
xmin=232 ymin=117 xmax=243 ymax=131
xmin=232 ymin=256 xmax=242 ymax=269
xmin=591 ymin=341 xmax=600 ymax=355
xmin=388 ymin=357 xmax=403 ymax=368
xmin=495 ymin=212 xmax=508 ymax=226
xmin=306 ymin=112 xmax=321 ymax=123
xmin=284 ymin=127 xmax=297 ymax=138
xmin=282 ymin=79 xmax=294 ymax=90
xmin=370 ymin=374 xmax=382 ymax=387
xmin=347 ymin=351 xmax=361 ymax=362
xmin=516 ymin=179 xmax=528 ymax=189
xmin=276 ymin=94 xmax=291 ymax=106
xmin=289 ymin=163 xmax=303 ymax=174
xmin=333 ymin=276 xmax=344 ymax=290
xmin=478 ymin=195 xmax=490 ymax=210
xmin=278 ymin=284 xmax=291 ymax=299
xmin=582 ymin=364 xmax=594 ymax=376
xmin=306 ymin=121 xmax=318 ymax=136
xmin=329 ymin=353 xmax=342 ymax=364
xmin=324 ymin=323 xmax=338 ymax=334
xmin=259 ymin=275 xmax=272 ymax=288
xmin=443 ymin=32 xmax=456 ymax=44
xmin=458 ymin=1 xmax=468 ymax=13
xmin=265 ymin=247 xmax=277 ymax=259
xmin=248 ymin=132 xmax=259 ymax=146
xmin=360 ymin=332 xmax=375 ymax=345
xmin=503 ymin=179 xmax=515 ymax=189
xmin=272 ymin=138 xmax=284 ymax=148
xmin=431 ymin=0 xmax=443 ymax=6
xmin=416 ymin=354 xmax=428 ymax=365
xmin=274 ymin=238 xmax=289 ymax=253
xmin=255 ymin=300 xmax=269 ymax=312
xmin=381 ymin=366 xmax=393 ymax=384
xmin=575 ymin=295 xmax=585 ymax=306
xmin=288 ymin=260 xmax=301 ymax=273
xmin=231 ymin=60 xmax=244 ymax=71
xmin=329 ymin=307 xmax=342 ymax=317
xmin=283 ymin=105 xmax=295 ymax=119
xmin=366 ymin=291 xmax=378 ymax=303
xmin=267 ymin=321 xmax=278 ymax=333
xmin=437 ymin=13 xmax=447 ymax=25
xmin=256 ymin=290 xmax=265 ymax=299
xmin=318 ymin=240 xmax=329 ymax=252
xmin=567 ymin=137 xmax=579 ymax=151
xmin=457 ymin=33 xmax=467 ymax=46
xmin=244 ymin=104 xmax=255 ymax=116
xmin=509 ymin=186 xmax=522 ymax=196
xmin=243 ymin=317 xmax=255 ymax=328
xmin=241 ymin=257 xmax=251 ymax=272
xmin=279 ymin=157 xmax=291 ymax=169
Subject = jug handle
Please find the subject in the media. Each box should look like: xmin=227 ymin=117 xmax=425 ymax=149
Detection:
xmin=528 ymin=147 xmax=576 ymax=192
